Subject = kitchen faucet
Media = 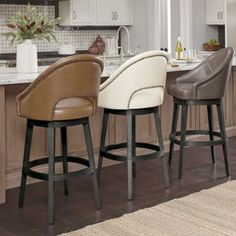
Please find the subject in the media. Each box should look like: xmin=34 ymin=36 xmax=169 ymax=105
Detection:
xmin=116 ymin=25 xmax=135 ymax=56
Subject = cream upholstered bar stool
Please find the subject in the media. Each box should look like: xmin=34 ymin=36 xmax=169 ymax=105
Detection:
xmin=168 ymin=47 xmax=234 ymax=179
xmin=16 ymin=55 xmax=103 ymax=224
xmin=97 ymin=50 xmax=170 ymax=200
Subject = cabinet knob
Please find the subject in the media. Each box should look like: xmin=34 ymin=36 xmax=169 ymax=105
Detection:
xmin=115 ymin=11 xmax=118 ymax=20
xmin=112 ymin=11 xmax=115 ymax=20
xmin=217 ymin=11 xmax=220 ymax=20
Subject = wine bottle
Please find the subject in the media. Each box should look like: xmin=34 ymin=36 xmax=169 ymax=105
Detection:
xmin=175 ymin=36 xmax=183 ymax=60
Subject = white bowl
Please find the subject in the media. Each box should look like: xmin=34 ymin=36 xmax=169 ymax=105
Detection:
xmin=58 ymin=44 xmax=76 ymax=55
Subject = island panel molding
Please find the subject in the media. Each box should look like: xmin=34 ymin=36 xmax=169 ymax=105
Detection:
xmin=0 ymin=67 xmax=236 ymax=203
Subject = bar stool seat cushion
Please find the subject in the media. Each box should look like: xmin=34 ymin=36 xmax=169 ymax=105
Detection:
xmin=167 ymin=83 xmax=197 ymax=100
xmin=128 ymin=87 xmax=164 ymax=109
xmin=54 ymin=97 xmax=95 ymax=121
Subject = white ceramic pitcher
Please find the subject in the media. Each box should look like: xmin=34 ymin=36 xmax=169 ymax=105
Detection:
xmin=17 ymin=39 xmax=38 ymax=73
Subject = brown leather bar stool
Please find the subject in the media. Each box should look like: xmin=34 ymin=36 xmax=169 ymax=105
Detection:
xmin=16 ymin=55 xmax=103 ymax=224
xmin=168 ymin=47 xmax=234 ymax=179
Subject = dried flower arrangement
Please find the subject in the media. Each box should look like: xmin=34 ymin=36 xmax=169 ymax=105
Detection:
xmin=2 ymin=4 xmax=60 ymax=45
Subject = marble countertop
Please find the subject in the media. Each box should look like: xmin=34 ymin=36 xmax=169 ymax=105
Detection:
xmin=0 ymin=62 xmax=200 ymax=86
xmin=0 ymin=55 xmax=235 ymax=86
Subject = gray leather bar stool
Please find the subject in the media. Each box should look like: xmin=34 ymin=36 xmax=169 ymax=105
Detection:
xmin=168 ymin=47 xmax=234 ymax=179
xmin=16 ymin=55 xmax=103 ymax=224
xmin=97 ymin=50 xmax=170 ymax=200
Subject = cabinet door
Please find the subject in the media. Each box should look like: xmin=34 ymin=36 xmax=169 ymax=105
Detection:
xmin=206 ymin=0 xmax=225 ymax=25
xmin=206 ymin=0 xmax=217 ymax=24
xmin=96 ymin=0 xmax=133 ymax=25
xmin=218 ymin=0 xmax=225 ymax=24
xmin=96 ymin=0 xmax=114 ymax=24
xmin=114 ymin=0 xmax=133 ymax=25
xmin=71 ymin=0 xmax=96 ymax=25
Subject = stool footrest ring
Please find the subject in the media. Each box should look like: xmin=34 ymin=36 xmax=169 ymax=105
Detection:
xmin=170 ymin=130 xmax=227 ymax=147
xmin=100 ymin=142 xmax=164 ymax=162
xmin=26 ymin=156 xmax=92 ymax=181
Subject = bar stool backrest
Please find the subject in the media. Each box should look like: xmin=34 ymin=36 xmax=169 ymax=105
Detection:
xmin=176 ymin=47 xmax=234 ymax=99
xmin=16 ymin=55 xmax=103 ymax=121
xmin=98 ymin=50 xmax=169 ymax=110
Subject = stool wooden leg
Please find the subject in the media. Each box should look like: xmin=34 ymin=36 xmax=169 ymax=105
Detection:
xmin=155 ymin=107 xmax=170 ymax=188
xmin=169 ymin=102 xmax=180 ymax=165
xmin=19 ymin=120 xmax=33 ymax=208
xmin=127 ymin=110 xmax=133 ymax=200
xmin=48 ymin=124 xmax=55 ymax=224
xmin=83 ymin=119 xmax=101 ymax=209
xmin=61 ymin=127 xmax=68 ymax=196
xmin=217 ymin=101 xmax=230 ymax=177
xmin=207 ymin=105 xmax=215 ymax=164
xmin=132 ymin=115 xmax=136 ymax=178
xmin=97 ymin=111 xmax=109 ymax=186
xmin=179 ymin=105 xmax=188 ymax=179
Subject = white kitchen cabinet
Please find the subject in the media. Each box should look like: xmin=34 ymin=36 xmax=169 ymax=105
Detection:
xmin=206 ymin=0 xmax=225 ymax=25
xmin=96 ymin=0 xmax=133 ymax=26
xmin=59 ymin=0 xmax=133 ymax=26
xmin=59 ymin=0 xmax=96 ymax=26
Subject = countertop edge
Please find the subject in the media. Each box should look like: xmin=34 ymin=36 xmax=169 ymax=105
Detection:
xmin=0 ymin=57 xmax=236 ymax=86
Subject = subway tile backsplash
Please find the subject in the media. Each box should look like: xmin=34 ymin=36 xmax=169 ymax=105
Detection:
xmin=0 ymin=4 xmax=117 ymax=53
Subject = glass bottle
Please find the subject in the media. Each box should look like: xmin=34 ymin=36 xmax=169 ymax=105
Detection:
xmin=175 ymin=36 xmax=183 ymax=60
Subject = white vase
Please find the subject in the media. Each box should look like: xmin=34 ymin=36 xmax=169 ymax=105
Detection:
xmin=16 ymin=39 xmax=38 ymax=73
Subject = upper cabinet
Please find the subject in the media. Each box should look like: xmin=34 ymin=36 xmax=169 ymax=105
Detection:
xmin=206 ymin=0 xmax=225 ymax=25
xmin=59 ymin=0 xmax=96 ymax=26
xmin=96 ymin=0 xmax=133 ymax=25
xmin=59 ymin=0 xmax=133 ymax=26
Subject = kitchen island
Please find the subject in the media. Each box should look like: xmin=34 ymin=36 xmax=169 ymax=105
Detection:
xmin=0 ymin=59 xmax=236 ymax=204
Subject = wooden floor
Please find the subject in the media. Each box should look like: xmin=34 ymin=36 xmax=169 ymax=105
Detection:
xmin=1 ymin=137 xmax=236 ymax=236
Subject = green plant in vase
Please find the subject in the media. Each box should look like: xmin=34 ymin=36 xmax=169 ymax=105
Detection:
xmin=2 ymin=4 xmax=60 ymax=73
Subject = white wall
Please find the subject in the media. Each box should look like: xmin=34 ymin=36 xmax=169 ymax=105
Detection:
xmin=129 ymin=0 xmax=150 ymax=52
xmin=171 ymin=0 xmax=218 ymax=53
xmin=129 ymin=0 xmax=219 ymax=54
xmin=171 ymin=0 xmax=181 ymax=56
xmin=192 ymin=0 xmax=218 ymax=51
xmin=129 ymin=0 xmax=169 ymax=52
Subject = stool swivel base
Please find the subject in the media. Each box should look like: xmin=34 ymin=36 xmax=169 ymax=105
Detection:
xmin=169 ymin=97 xmax=230 ymax=179
xmin=97 ymin=106 xmax=170 ymax=201
xmin=18 ymin=118 xmax=100 ymax=224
